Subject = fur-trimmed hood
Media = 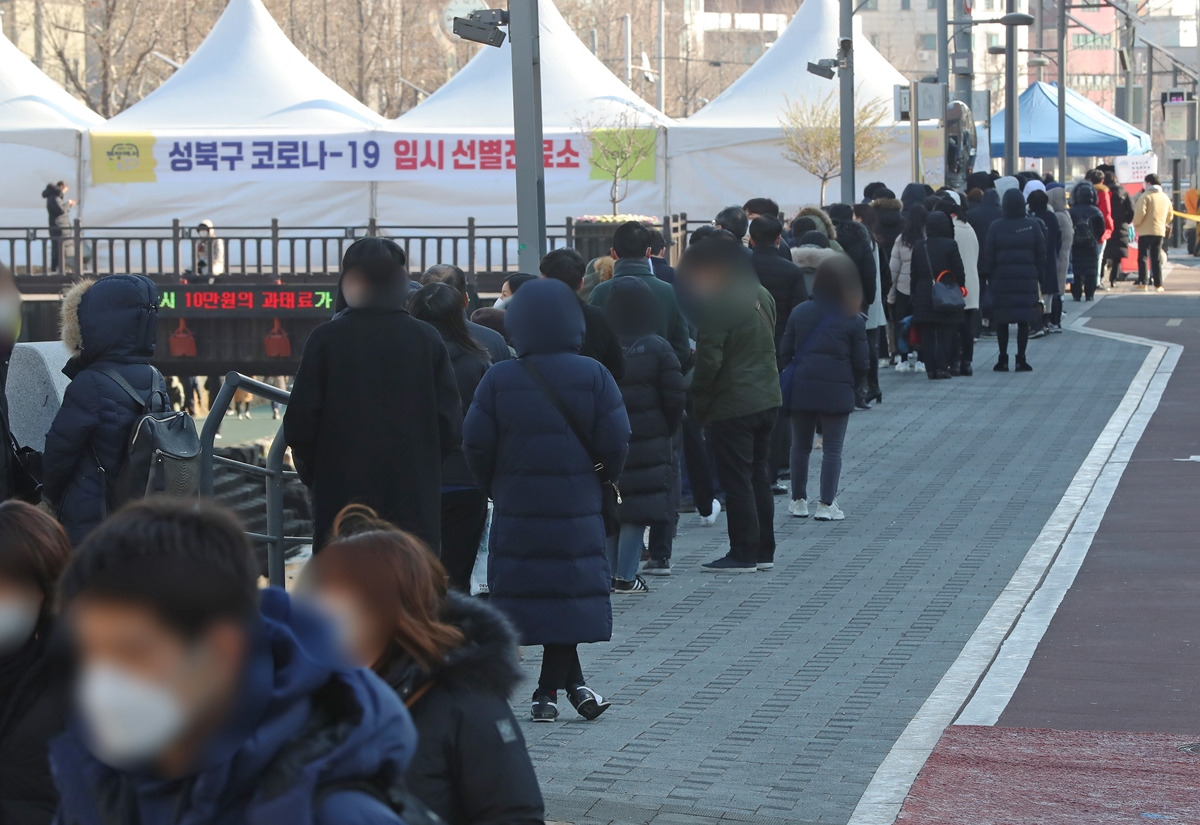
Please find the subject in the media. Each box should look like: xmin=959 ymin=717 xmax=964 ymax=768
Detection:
xmin=59 ymin=275 xmax=158 ymax=365
xmin=871 ymin=197 xmax=903 ymax=213
xmin=791 ymin=245 xmax=840 ymax=270
xmin=793 ymin=205 xmax=836 ymax=239
xmin=382 ymin=592 xmax=524 ymax=702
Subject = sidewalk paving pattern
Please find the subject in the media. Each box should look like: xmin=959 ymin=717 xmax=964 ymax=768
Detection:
xmin=516 ymin=327 xmax=1145 ymax=825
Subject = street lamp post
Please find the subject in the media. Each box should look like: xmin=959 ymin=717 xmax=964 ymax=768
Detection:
xmin=1059 ymin=0 xmax=1067 ymax=181
xmin=1004 ymin=0 xmax=1019 ymax=175
xmin=840 ymin=0 xmax=855 ymax=204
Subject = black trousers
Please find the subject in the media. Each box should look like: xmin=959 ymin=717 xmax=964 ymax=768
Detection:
xmin=1072 ymin=259 xmax=1099 ymax=299
xmin=859 ymin=327 xmax=881 ymax=400
xmin=710 ymin=408 xmax=778 ymax=564
xmin=996 ymin=322 xmax=1029 ymax=358
xmin=440 ymin=488 xmax=488 ymax=592
xmin=1137 ymin=235 xmax=1164 ymax=287
xmin=920 ymin=323 xmax=954 ymax=376
xmin=681 ymin=394 xmax=715 ymax=516
xmin=538 ymin=644 xmax=584 ymax=696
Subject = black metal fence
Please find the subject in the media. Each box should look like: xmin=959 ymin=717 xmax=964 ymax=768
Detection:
xmin=2 ymin=214 xmax=693 ymax=281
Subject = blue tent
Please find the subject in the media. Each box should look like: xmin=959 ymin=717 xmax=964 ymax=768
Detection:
xmin=991 ymin=81 xmax=1151 ymax=158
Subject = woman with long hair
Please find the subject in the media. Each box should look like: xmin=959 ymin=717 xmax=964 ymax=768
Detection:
xmin=909 ymin=211 xmax=966 ymax=379
xmin=306 ymin=505 xmax=545 ymax=825
xmin=0 ymin=501 xmax=73 ymax=825
xmin=888 ymin=205 xmax=926 ymax=372
xmin=853 ymin=203 xmax=887 ymax=401
xmin=778 ymin=256 xmax=868 ymax=522
xmin=408 ymin=282 xmax=491 ymax=593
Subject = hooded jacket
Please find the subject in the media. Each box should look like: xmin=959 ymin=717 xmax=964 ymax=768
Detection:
xmin=1068 ymin=183 xmax=1106 ymax=275
xmin=792 ymin=206 xmax=844 ymax=253
xmin=1048 ymin=187 xmax=1074 ymax=294
xmin=285 ymin=276 xmax=463 ymax=552
xmin=603 ymin=278 xmax=686 ymax=526
xmin=888 ymin=236 xmax=914 ymax=299
xmin=381 ymin=594 xmax=544 ymax=825
xmin=49 ymin=589 xmax=417 ymax=825
xmin=463 ymin=278 xmax=630 ymax=647
xmin=900 ymin=183 xmax=929 ymax=210
xmin=965 ymin=189 xmax=1004 ymax=261
xmin=980 ymin=189 xmax=1045 ymax=324
xmin=779 ymin=299 xmax=868 ymax=415
xmin=587 ymin=257 xmax=692 ymax=372
xmin=1102 ymin=182 xmax=1134 ymax=259
xmin=1133 ymin=184 xmax=1174 ymax=237
xmin=1028 ymin=198 xmax=1062 ymax=296
xmin=910 ymin=211 xmax=966 ymax=325
xmin=42 ymin=185 xmax=69 ymax=229
xmin=42 ymin=276 xmax=162 ymax=546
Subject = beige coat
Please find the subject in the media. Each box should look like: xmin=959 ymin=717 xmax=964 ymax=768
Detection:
xmin=1133 ymin=186 xmax=1173 ymax=238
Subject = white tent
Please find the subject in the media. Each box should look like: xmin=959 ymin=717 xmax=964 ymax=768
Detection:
xmin=378 ymin=0 xmax=673 ymax=227
xmin=668 ymin=0 xmax=914 ymax=216
xmin=85 ymin=0 xmax=386 ymax=229
xmin=0 ymin=32 xmax=103 ymax=227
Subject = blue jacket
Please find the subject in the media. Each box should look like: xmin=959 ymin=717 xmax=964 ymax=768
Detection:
xmin=779 ymin=299 xmax=869 ymax=415
xmin=49 ymin=589 xmax=417 ymax=825
xmin=463 ymin=279 xmax=630 ymax=646
xmin=42 ymin=276 xmax=162 ymax=545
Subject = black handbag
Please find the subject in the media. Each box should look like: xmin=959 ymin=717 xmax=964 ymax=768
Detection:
xmin=0 ymin=404 xmax=42 ymax=504
xmin=518 ymin=359 xmax=621 ymax=537
xmin=924 ymin=245 xmax=966 ymax=312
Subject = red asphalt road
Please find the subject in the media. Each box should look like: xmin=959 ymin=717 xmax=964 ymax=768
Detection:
xmin=898 ymin=269 xmax=1200 ymax=824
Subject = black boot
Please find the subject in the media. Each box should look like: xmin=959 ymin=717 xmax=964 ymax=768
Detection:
xmin=994 ymin=355 xmax=1009 ymax=372
xmin=1015 ymin=356 xmax=1033 ymax=372
xmin=960 ymin=362 xmax=973 ymax=376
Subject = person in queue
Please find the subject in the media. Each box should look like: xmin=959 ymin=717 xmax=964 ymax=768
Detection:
xmin=305 ymin=505 xmax=545 ymax=825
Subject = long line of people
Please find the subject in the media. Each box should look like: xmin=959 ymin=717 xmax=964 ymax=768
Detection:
xmin=2 ymin=167 xmax=1180 ymax=825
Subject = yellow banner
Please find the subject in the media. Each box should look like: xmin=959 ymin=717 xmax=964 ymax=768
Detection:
xmin=91 ymin=133 xmax=158 ymax=183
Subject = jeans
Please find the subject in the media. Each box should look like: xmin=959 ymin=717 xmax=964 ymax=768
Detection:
xmin=996 ymin=322 xmax=1029 ymax=358
xmin=790 ymin=411 xmax=849 ymax=506
xmin=710 ymin=408 xmax=778 ymax=564
xmin=1137 ymin=235 xmax=1164 ymax=287
xmin=538 ymin=644 xmax=584 ymax=696
xmin=440 ymin=488 xmax=489 ymax=592
xmin=606 ymin=523 xmax=647 ymax=582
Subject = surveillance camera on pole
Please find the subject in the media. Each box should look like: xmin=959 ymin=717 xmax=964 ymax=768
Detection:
xmin=806 ymin=59 xmax=837 ymax=80
xmin=452 ymin=2 xmax=546 ymax=273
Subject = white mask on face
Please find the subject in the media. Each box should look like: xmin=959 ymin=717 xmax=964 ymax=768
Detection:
xmin=0 ymin=599 xmax=38 ymax=655
xmin=492 ymin=296 xmax=509 ymax=310
xmin=78 ymin=664 xmax=187 ymax=767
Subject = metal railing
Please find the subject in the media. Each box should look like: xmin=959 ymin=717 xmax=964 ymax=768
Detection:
xmin=199 ymin=373 xmax=305 ymax=587
xmin=0 ymin=214 xmax=693 ymax=280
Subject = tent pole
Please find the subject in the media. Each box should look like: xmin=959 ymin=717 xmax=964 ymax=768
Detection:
xmin=510 ymin=0 xmax=547 ymax=273
xmin=1058 ymin=0 xmax=1067 ymax=181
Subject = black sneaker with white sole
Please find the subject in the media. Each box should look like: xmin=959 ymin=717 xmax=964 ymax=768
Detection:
xmin=612 ymin=575 xmax=650 ymax=594
xmin=531 ymin=694 xmax=559 ymax=722
xmin=567 ymin=685 xmax=611 ymax=720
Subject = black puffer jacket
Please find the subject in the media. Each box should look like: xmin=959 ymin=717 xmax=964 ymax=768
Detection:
xmin=981 ymin=189 xmax=1045 ymax=325
xmin=382 ymin=594 xmax=545 ymax=825
xmin=966 ymin=189 xmax=1004 ymax=265
xmin=910 ymin=212 xmax=966 ymax=325
xmin=603 ymin=278 xmax=685 ymax=525
xmin=434 ymin=329 xmax=490 ymax=488
xmin=1103 ymin=183 xmax=1135 ymax=261
xmin=42 ymin=276 xmax=162 ymax=546
xmin=750 ymin=244 xmax=809 ymax=346
xmin=1068 ymin=183 xmax=1106 ymax=273
xmin=779 ymin=299 xmax=868 ymax=415
xmin=830 ymin=219 xmax=877 ymax=312
xmin=871 ymin=197 xmax=904 ymax=296
xmin=0 ymin=619 xmax=66 ymax=825
xmin=1028 ymin=201 xmax=1062 ymax=297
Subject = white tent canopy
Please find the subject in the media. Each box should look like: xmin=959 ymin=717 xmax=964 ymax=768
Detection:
xmin=669 ymin=0 xmax=914 ymax=216
xmin=86 ymin=0 xmax=384 ymax=228
xmin=378 ymin=0 xmax=672 ymax=227
xmin=0 ymin=32 xmax=103 ymax=226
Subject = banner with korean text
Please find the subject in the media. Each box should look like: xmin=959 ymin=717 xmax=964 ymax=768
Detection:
xmin=89 ymin=130 xmax=654 ymax=184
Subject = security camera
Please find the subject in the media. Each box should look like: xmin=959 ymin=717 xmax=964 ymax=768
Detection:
xmin=453 ymin=9 xmax=510 ymax=48
xmin=806 ymin=60 xmax=837 ymax=80
xmin=839 ymin=37 xmax=852 ymax=51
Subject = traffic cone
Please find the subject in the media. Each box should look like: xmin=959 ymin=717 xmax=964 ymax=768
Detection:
xmin=169 ymin=319 xmax=197 ymax=357
xmin=264 ymin=319 xmax=291 ymax=358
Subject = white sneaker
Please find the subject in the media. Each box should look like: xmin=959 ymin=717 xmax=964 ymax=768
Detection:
xmin=895 ymin=359 xmax=911 ymax=373
xmin=813 ymin=501 xmax=845 ymax=521
xmin=699 ymin=499 xmax=721 ymax=526
xmin=788 ymin=499 xmax=809 ymax=517
xmin=913 ymin=359 xmax=926 ymax=373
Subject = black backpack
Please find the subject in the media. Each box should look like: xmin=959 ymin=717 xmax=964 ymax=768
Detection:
xmin=94 ymin=367 xmax=201 ymax=512
xmin=1073 ymin=215 xmax=1096 ymax=247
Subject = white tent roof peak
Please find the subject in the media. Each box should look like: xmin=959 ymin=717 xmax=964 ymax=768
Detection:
xmin=683 ymin=0 xmax=908 ymax=128
xmin=0 ymin=29 xmax=103 ymax=141
xmin=394 ymin=0 xmax=673 ymax=131
xmin=102 ymin=0 xmax=386 ymax=132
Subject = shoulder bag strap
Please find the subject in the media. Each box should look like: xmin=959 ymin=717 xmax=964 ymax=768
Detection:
xmin=93 ymin=366 xmax=147 ymax=410
xmin=94 ymin=366 xmax=170 ymax=412
xmin=789 ymin=312 xmax=837 ymax=368
xmin=518 ymin=359 xmax=610 ymax=480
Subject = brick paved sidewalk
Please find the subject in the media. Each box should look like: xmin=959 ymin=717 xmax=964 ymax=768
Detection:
xmin=519 ymin=325 xmax=1145 ymax=825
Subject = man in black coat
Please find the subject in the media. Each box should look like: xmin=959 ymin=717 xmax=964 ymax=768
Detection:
xmin=421 ymin=264 xmax=510 ymax=363
xmin=286 ymin=238 xmax=463 ymax=550
xmin=748 ymin=216 xmax=810 ymax=346
xmin=647 ymin=228 xmax=676 ymax=283
xmin=744 ymin=198 xmax=792 ymax=260
xmin=540 ymin=247 xmax=625 ymax=380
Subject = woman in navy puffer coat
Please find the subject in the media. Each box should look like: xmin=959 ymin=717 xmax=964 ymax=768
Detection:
xmin=980 ymin=188 xmax=1045 ymax=372
xmin=42 ymin=276 xmax=163 ymax=545
xmin=463 ymin=277 xmax=630 ymax=724
xmin=778 ymin=255 xmax=868 ymax=523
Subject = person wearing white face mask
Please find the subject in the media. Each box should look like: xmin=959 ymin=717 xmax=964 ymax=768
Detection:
xmin=0 ymin=500 xmax=72 ymax=825
xmin=50 ymin=499 xmax=424 ymax=825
